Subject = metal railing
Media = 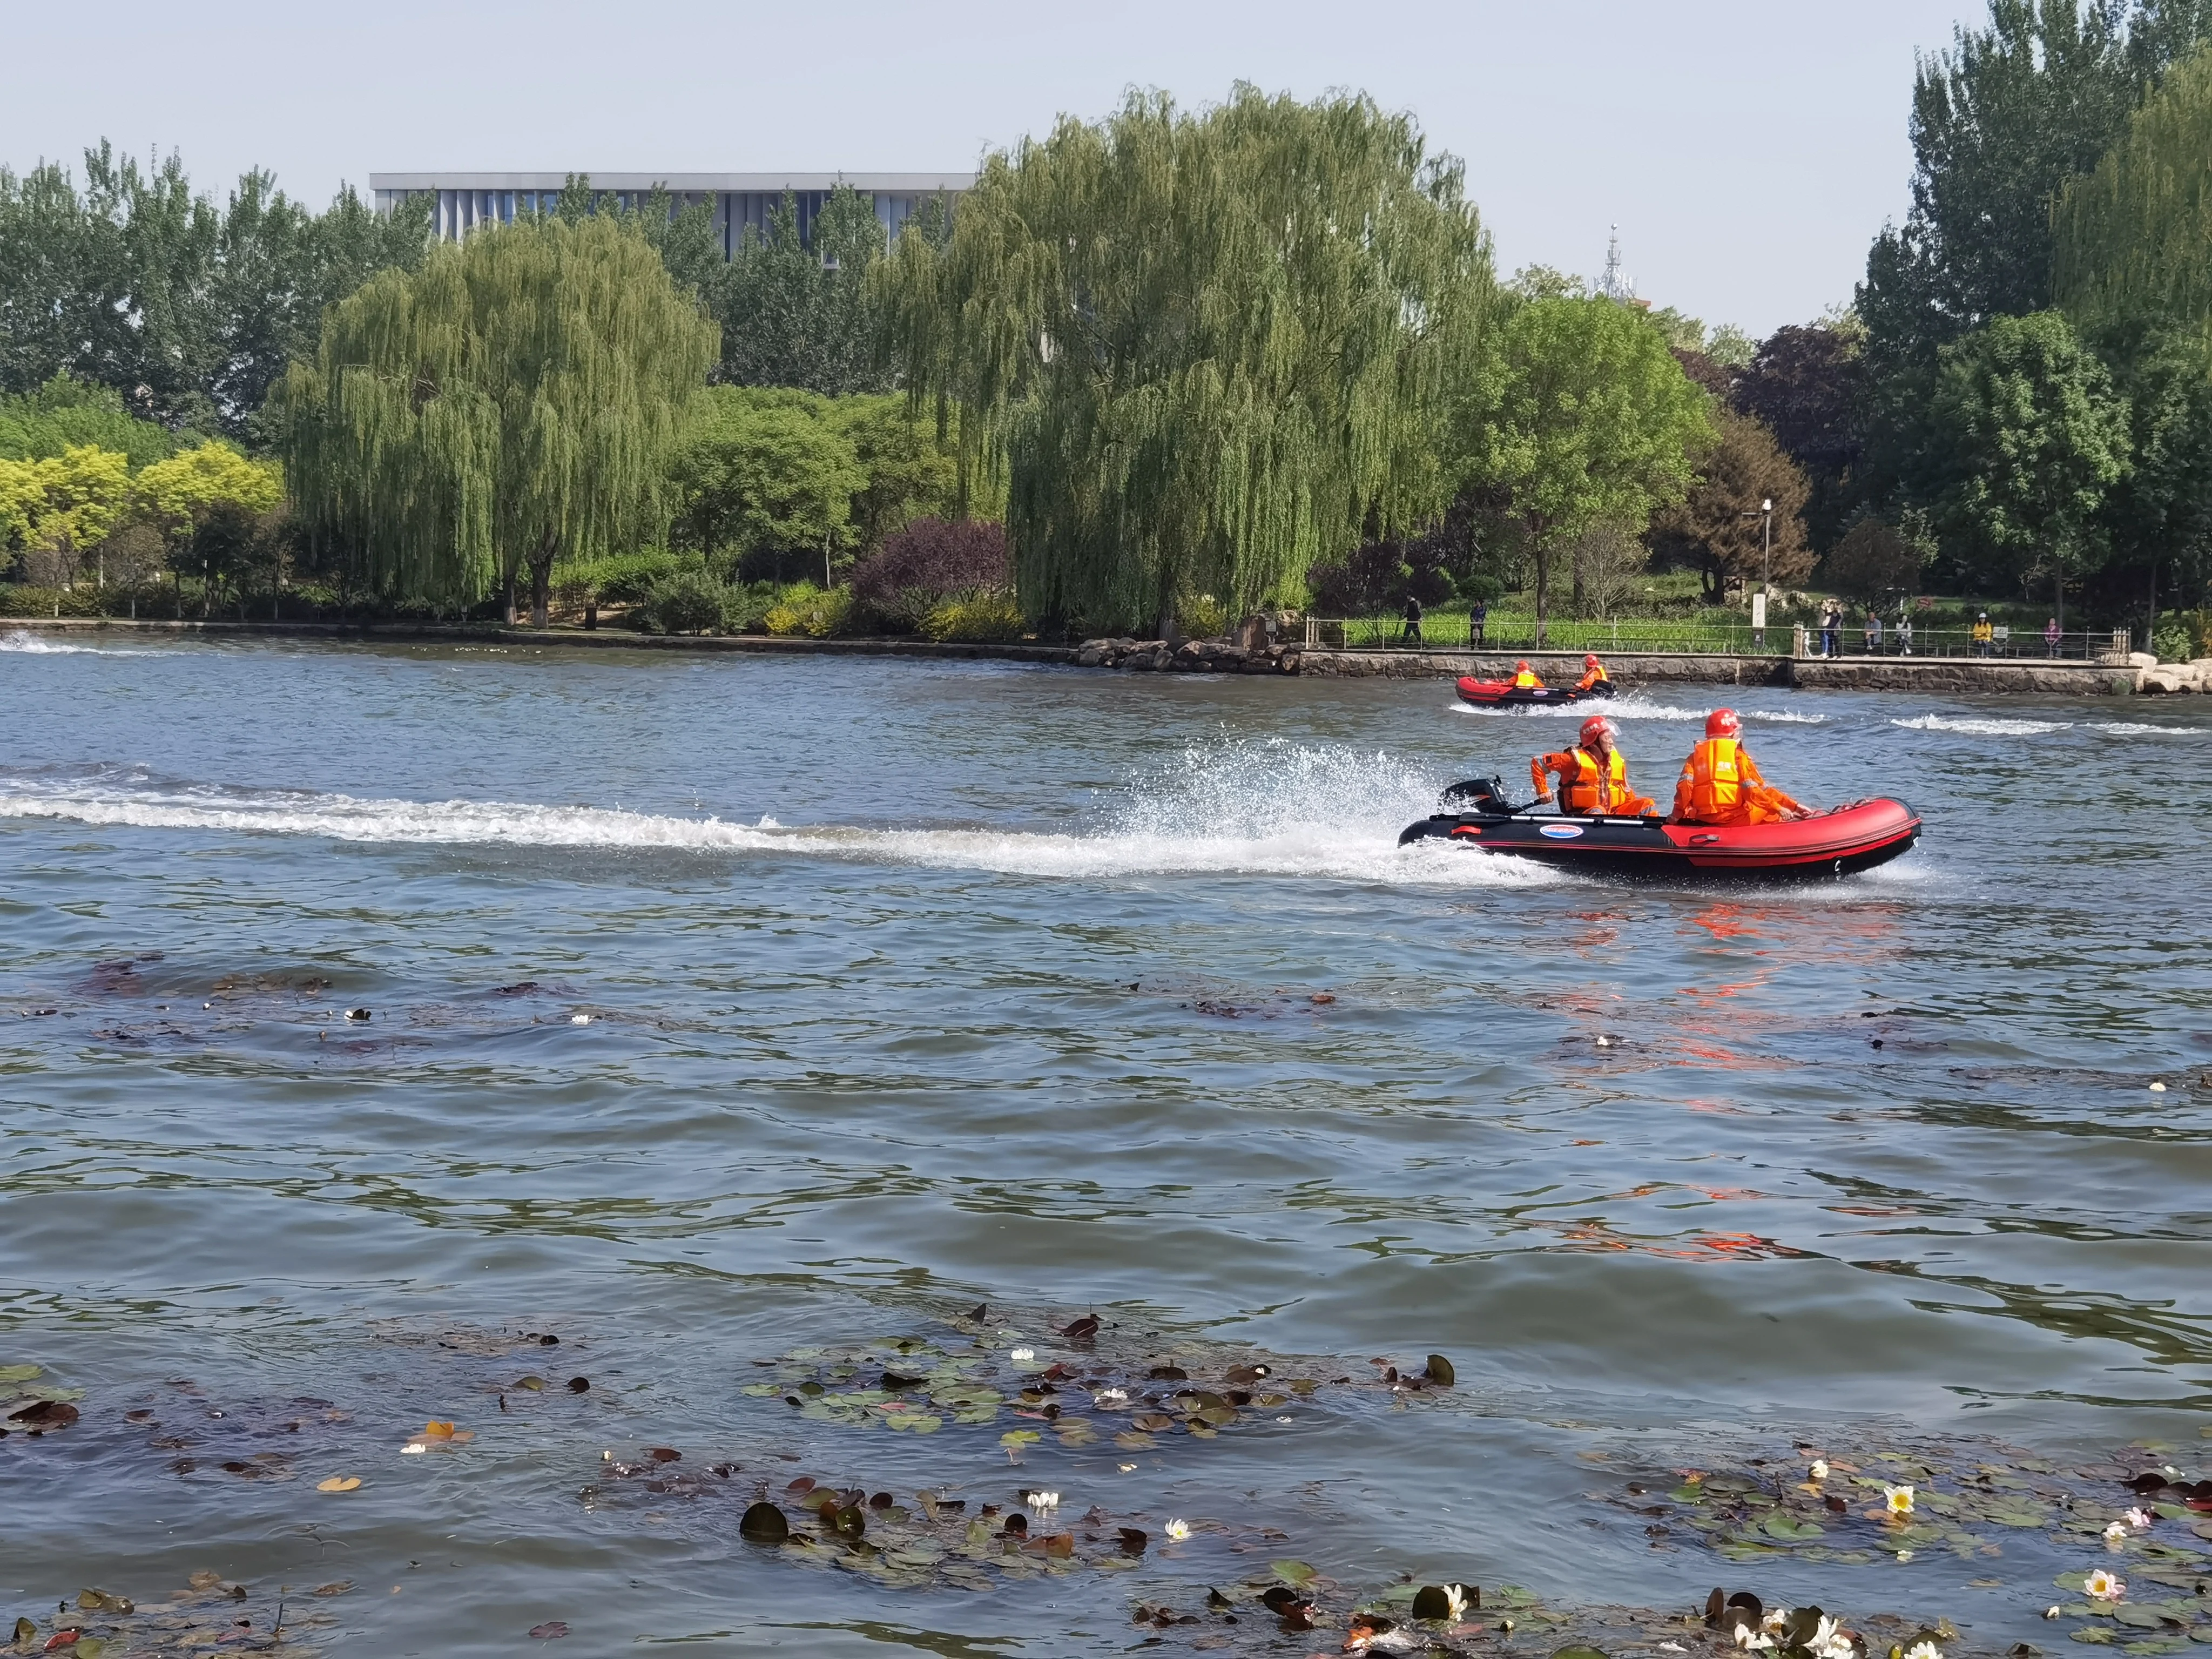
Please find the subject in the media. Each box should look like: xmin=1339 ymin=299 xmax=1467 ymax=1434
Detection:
xmin=1302 ymin=616 xmax=2132 ymax=662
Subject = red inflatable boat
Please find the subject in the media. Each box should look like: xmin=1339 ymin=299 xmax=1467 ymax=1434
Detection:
xmin=1399 ymin=790 xmax=1920 ymax=880
xmin=1455 ymin=675 xmax=1614 ymax=709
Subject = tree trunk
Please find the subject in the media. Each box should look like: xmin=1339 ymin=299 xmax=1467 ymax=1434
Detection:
xmin=2146 ymin=558 xmax=2157 ymax=651
xmin=1529 ymin=517 xmax=1550 ymax=647
xmin=528 ymin=530 xmax=558 ymax=629
xmin=1570 ymin=543 xmax=1586 ymax=619
xmin=502 ymin=568 xmax=518 ymax=626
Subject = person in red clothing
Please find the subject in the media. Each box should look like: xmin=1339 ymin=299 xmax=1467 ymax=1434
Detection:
xmin=1532 ymin=716 xmax=1657 ymax=817
xmin=1510 ymin=659 xmax=1543 ymax=689
xmin=1574 ymin=653 xmax=1611 ymax=693
xmin=1669 ymin=709 xmax=1811 ymax=826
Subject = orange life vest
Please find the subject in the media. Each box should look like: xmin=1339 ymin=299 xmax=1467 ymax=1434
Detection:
xmin=1678 ymin=737 xmax=1745 ymax=821
xmin=1536 ymin=745 xmax=1634 ymax=815
xmin=1576 ymin=665 xmax=1610 ymax=692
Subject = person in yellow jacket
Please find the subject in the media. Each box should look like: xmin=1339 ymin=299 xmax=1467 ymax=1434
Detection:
xmin=1971 ymin=612 xmax=1994 ymax=657
xmin=1510 ymin=659 xmax=1543 ymax=689
xmin=1533 ymin=716 xmax=1657 ymax=817
xmin=1670 ymin=709 xmax=1811 ymax=826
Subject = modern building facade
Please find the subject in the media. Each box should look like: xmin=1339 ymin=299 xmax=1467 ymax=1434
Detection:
xmin=368 ymin=172 xmax=975 ymax=253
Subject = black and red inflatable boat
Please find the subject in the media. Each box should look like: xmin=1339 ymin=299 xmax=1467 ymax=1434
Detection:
xmin=1455 ymin=675 xmax=1615 ymax=709
xmin=1399 ymin=788 xmax=1920 ymax=881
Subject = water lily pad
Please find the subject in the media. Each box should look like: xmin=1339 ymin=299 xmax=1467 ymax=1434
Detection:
xmin=1765 ymin=1515 xmax=1825 ymax=1541
xmin=1271 ymin=1560 xmax=1319 ymax=1588
xmin=0 ymin=1365 xmax=41 ymax=1384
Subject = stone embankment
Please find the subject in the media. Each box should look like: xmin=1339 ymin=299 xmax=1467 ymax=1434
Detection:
xmin=3 ymin=617 xmax=2193 ymax=696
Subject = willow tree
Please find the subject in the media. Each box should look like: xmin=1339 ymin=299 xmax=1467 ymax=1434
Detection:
xmin=876 ymin=85 xmax=1495 ymax=636
xmin=276 ymin=214 xmax=716 ymax=622
xmin=2054 ymin=44 xmax=2212 ymax=339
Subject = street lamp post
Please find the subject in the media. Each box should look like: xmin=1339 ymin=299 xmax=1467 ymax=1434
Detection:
xmin=1741 ymin=497 xmax=1775 ymax=650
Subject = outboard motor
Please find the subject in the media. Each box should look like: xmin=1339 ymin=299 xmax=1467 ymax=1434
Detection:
xmin=1440 ymin=774 xmax=1514 ymax=813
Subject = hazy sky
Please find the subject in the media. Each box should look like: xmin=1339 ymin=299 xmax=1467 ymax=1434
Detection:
xmin=0 ymin=0 xmax=1979 ymax=338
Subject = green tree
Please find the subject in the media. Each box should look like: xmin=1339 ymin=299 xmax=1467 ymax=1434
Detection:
xmin=828 ymin=394 xmax=964 ymax=549
xmin=0 ymin=144 xmax=428 ymax=436
xmin=666 ymin=387 xmax=866 ymax=581
xmin=720 ymin=188 xmax=902 ymax=394
xmin=1647 ymin=408 xmax=1817 ymax=602
xmin=1732 ymin=320 xmax=1866 ymax=550
xmin=1928 ymin=311 xmax=2130 ymax=623
xmin=0 ymin=373 xmax=180 ymax=469
xmin=276 ymin=214 xmax=717 ymax=623
xmin=1465 ymin=296 xmax=1713 ymax=639
xmin=880 ymin=85 xmax=1494 ymax=635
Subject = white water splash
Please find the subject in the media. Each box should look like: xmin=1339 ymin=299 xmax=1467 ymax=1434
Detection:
xmin=0 ymin=746 xmax=1557 ymax=888
xmin=1451 ymin=692 xmax=1825 ymax=724
xmin=1891 ymin=714 xmax=2073 ymax=737
xmin=1 ymin=629 xmax=177 ymax=657
xmin=2086 ymin=720 xmax=2210 ymax=737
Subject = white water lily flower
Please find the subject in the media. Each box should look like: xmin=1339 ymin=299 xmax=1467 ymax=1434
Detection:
xmin=2086 ymin=1568 xmax=2125 ymax=1602
xmin=1894 ymin=1549 xmax=1913 ymax=1563
xmin=1762 ymin=1608 xmax=1789 ymax=1633
xmin=1733 ymin=1627 xmax=1774 ymax=1650
xmin=1444 ymin=1584 xmax=1469 ymax=1621
xmin=2103 ymin=1520 xmax=2128 ymax=1542
xmin=1809 ymin=1458 xmax=1830 ymax=1481
xmin=1884 ymin=1483 xmax=1915 ymax=1516
xmin=1009 ymin=1347 xmax=1035 ymax=1361
xmin=1094 ymin=1388 xmax=1128 ymax=1406
xmin=400 ymin=1442 xmax=427 ymax=1454
xmin=2124 ymin=1507 xmax=2152 ymax=1529
xmin=569 ymin=1013 xmax=591 ymax=1025
xmin=2044 ymin=1607 xmax=2062 ymax=1621
xmin=1023 ymin=1489 xmax=1060 ymax=1511
xmin=1163 ymin=1518 xmax=1190 ymax=1542
xmin=1902 ymin=1642 xmax=1943 ymax=1659
xmin=1808 ymin=1614 xmax=1853 ymax=1659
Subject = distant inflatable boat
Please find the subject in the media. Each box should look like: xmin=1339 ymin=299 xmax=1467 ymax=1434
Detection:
xmin=1399 ymin=790 xmax=1920 ymax=880
xmin=1455 ymin=676 xmax=1615 ymax=709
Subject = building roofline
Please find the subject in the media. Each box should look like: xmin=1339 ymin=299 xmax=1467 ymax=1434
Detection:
xmin=369 ymin=172 xmax=975 ymax=193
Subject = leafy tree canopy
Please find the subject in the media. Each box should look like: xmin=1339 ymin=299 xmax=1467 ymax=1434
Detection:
xmin=1464 ymin=295 xmax=1714 ymax=635
xmin=0 ymin=374 xmax=184 ymax=469
xmin=0 ymin=144 xmax=430 ymax=438
xmin=276 ymin=214 xmax=717 ymax=623
xmin=1928 ymin=309 xmax=2131 ymax=610
xmin=134 ymin=441 xmax=282 ymax=543
xmin=1648 ymin=408 xmax=1817 ymax=601
xmin=879 ymin=84 xmax=1496 ymax=636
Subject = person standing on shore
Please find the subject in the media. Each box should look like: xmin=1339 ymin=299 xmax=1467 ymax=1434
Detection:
xmin=1469 ymin=598 xmax=1487 ymax=648
xmin=1897 ymin=611 xmax=1913 ymax=655
xmin=1865 ymin=609 xmax=1883 ymax=653
xmin=2045 ymin=616 xmax=2061 ymax=656
xmin=1402 ymin=596 xmax=1424 ymax=646
xmin=1821 ymin=601 xmax=1841 ymax=658
xmin=1973 ymin=612 xmax=1994 ymax=656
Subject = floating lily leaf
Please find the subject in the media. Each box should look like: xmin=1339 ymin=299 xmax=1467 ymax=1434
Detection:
xmin=565 ymin=1377 xmax=589 ymax=1393
xmin=13 ymin=1620 xmax=35 ymax=1646
xmin=1271 ymin=1560 xmax=1319 ymax=1588
xmin=315 ymin=1475 xmax=362 ymax=1493
xmin=1764 ymin=1515 xmax=1825 ymax=1541
xmin=0 ymin=1365 xmax=40 ymax=1384
xmin=529 ymin=1621 xmax=570 ymax=1639
xmin=75 ymin=1590 xmax=131 ymax=1615
xmin=739 ymin=1502 xmax=788 ymax=1543
xmin=1411 ymin=1586 xmax=1454 ymax=1620
xmin=1260 ymin=1586 xmax=1306 ymax=1614
xmin=2113 ymin=1607 xmax=2166 ymax=1629
xmin=999 ymin=1429 xmax=1040 ymax=1449
xmin=1114 ymin=1431 xmax=1155 ymax=1451
xmin=515 ymin=1375 xmax=547 ymax=1391
xmin=1426 ymin=1354 xmax=1456 ymax=1387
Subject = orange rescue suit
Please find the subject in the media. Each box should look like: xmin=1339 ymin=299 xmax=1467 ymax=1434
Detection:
xmin=1512 ymin=666 xmax=1543 ymax=689
xmin=1670 ymin=737 xmax=1807 ymax=825
xmin=1575 ymin=664 xmax=1610 ymax=692
xmin=1533 ymin=744 xmax=1657 ymax=817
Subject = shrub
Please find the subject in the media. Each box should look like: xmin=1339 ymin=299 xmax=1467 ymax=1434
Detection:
xmin=1 ymin=584 xmax=110 ymax=617
xmin=761 ymin=583 xmax=855 ymax=638
xmin=851 ymin=518 xmax=1009 ymax=631
xmin=565 ymin=550 xmax=688 ymax=606
xmin=634 ymin=569 xmax=733 ymax=635
xmin=2152 ymin=622 xmax=2193 ymax=663
xmin=921 ymin=591 xmax=1024 ymax=642
xmin=1182 ymin=592 xmax=1228 ymax=637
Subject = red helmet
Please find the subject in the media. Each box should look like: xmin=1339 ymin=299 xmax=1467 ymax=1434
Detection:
xmin=1584 ymin=653 xmax=1601 ymax=669
xmin=1580 ymin=715 xmax=1616 ymax=745
xmin=1705 ymin=708 xmax=1742 ymax=738
xmin=1514 ymin=659 xmax=1530 ymax=671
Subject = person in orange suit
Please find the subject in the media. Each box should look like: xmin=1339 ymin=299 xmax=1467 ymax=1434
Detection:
xmin=1574 ymin=653 xmax=1611 ymax=693
xmin=1670 ymin=709 xmax=1812 ymax=826
xmin=1533 ymin=716 xmax=1657 ymax=817
xmin=1510 ymin=659 xmax=1543 ymax=689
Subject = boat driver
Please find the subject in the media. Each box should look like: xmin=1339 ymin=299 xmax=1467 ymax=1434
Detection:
xmin=1575 ymin=653 xmax=1610 ymax=693
xmin=1669 ymin=709 xmax=1811 ymax=826
xmin=1511 ymin=660 xmax=1543 ymax=689
xmin=1532 ymin=716 xmax=1657 ymax=817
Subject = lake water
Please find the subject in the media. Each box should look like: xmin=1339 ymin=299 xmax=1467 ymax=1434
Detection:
xmin=3 ymin=631 xmax=2209 ymax=1658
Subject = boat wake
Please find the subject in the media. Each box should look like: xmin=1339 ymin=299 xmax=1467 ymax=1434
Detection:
xmin=0 ymin=746 xmax=1559 ymax=888
xmin=1892 ymin=713 xmax=2207 ymax=738
xmin=1 ymin=630 xmax=180 ymax=657
xmin=1451 ymin=693 xmax=1825 ymax=724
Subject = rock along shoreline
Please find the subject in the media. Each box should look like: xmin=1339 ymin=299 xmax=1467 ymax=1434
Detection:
xmin=3 ymin=615 xmax=2190 ymax=696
